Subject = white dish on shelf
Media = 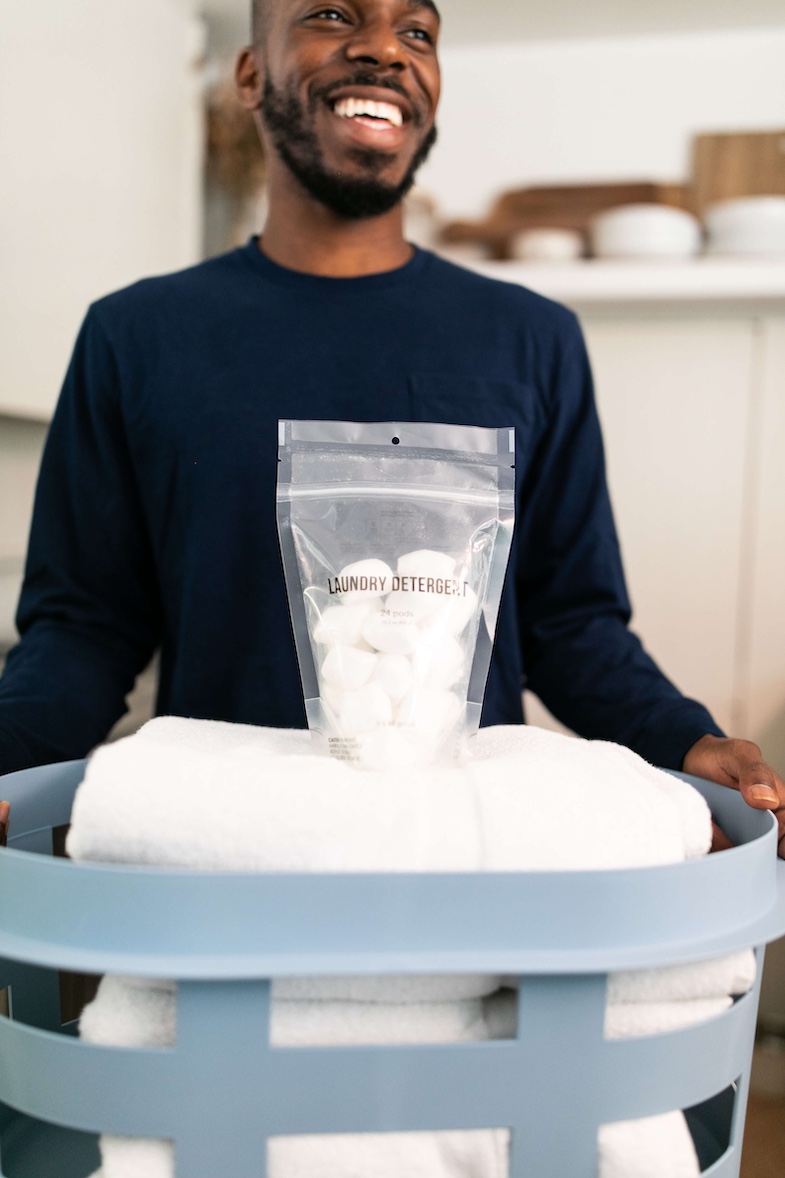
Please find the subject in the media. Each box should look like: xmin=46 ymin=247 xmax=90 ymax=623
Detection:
xmin=510 ymin=228 xmax=584 ymax=262
xmin=705 ymin=196 xmax=785 ymax=257
xmin=590 ymin=203 xmax=702 ymax=260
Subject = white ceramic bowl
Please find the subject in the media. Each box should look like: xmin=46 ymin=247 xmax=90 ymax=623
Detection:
xmin=590 ymin=203 xmax=702 ymax=260
xmin=510 ymin=228 xmax=584 ymax=263
xmin=705 ymin=196 xmax=785 ymax=257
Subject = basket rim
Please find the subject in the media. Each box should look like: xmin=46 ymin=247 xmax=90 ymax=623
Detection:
xmin=0 ymin=759 xmax=783 ymax=978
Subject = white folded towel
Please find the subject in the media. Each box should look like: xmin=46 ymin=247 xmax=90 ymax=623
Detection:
xmin=470 ymin=725 xmax=711 ymax=866
xmin=483 ymin=986 xmax=736 ymax=1042
xmin=81 ymin=975 xmax=701 ymax=1178
xmin=606 ymin=997 xmax=733 ymax=1039
xmin=497 ymin=947 xmax=757 ymax=1012
xmin=79 ymin=976 xmax=490 ymax=1050
xmin=91 ymin=1128 xmax=508 ymax=1178
xmin=599 ymin=1112 xmax=701 ymax=1178
xmin=68 ymin=718 xmax=732 ymax=1178
xmin=272 ymin=974 xmax=503 ymax=1003
xmin=89 ymin=1120 xmax=695 ymax=1178
xmin=132 ymin=716 xmax=311 ymax=758
xmin=607 ymin=949 xmax=756 ymax=1006
xmin=68 ymin=718 xmax=711 ymax=872
xmin=68 ymin=736 xmax=483 ymax=874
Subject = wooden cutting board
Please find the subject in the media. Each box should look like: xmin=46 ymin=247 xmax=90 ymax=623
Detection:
xmin=690 ymin=131 xmax=785 ymax=214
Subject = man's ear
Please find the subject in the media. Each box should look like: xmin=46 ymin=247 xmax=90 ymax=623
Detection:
xmin=235 ymin=47 xmax=265 ymax=111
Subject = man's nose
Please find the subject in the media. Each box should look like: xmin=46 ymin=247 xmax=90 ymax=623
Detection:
xmin=345 ymin=20 xmax=405 ymax=70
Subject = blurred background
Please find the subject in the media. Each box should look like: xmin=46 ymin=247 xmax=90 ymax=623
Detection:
xmin=1 ymin=1 xmax=784 ymax=1168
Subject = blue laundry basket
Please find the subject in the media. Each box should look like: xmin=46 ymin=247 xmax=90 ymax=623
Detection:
xmin=0 ymin=759 xmax=784 ymax=1178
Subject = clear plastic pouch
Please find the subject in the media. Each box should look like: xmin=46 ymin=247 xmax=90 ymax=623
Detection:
xmin=277 ymin=420 xmax=515 ymax=768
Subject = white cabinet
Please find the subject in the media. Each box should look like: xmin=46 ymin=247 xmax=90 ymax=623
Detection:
xmin=583 ymin=308 xmax=785 ymax=773
xmin=0 ymin=1 xmax=205 ymax=420
xmin=472 ymin=260 xmax=785 ymax=773
xmin=583 ymin=313 xmax=754 ymax=738
xmin=747 ymin=318 xmax=785 ymax=773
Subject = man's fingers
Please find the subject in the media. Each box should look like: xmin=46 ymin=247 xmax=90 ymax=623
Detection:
xmin=739 ymin=777 xmax=780 ymax=809
xmin=683 ymin=734 xmax=785 ymax=858
xmin=710 ymin=821 xmax=735 ymax=853
xmin=742 ymin=779 xmax=785 ymax=861
xmin=736 ymin=763 xmax=785 ymax=856
xmin=736 ymin=760 xmax=783 ymax=809
xmin=0 ymin=801 xmax=10 ymax=848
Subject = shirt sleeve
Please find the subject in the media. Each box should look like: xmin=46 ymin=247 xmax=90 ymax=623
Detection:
xmin=0 ymin=306 xmax=162 ymax=774
xmin=515 ymin=313 xmax=724 ymax=769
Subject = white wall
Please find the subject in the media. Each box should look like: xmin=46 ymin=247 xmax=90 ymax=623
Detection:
xmin=0 ymin=0 xmax=205 ymax=419
xmin=0 ymin=416 xmax=47 ymax=647
xmin=419 ymin=27 xmax=785 ymax=220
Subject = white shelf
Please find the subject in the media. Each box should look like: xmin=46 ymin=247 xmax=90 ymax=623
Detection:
xmin=464 ymin=257 xmax=785 ymax=309
xmin=0 ymin=404 xmax=52 ymax=424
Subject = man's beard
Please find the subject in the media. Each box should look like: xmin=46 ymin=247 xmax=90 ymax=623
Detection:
xmin=260 ymin=75 xmax=437 ymax=220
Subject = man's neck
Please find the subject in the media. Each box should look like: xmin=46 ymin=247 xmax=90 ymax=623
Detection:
xmin=259 ymin=172 xmax=413 ymax=278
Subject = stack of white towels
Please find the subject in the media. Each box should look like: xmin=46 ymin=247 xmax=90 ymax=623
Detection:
xmin=67 ymin=719 xmax=756 ymax=1178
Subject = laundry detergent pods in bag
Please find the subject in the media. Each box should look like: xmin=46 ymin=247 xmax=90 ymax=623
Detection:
xmin=277 ymin=420 xmax=515 ymax=768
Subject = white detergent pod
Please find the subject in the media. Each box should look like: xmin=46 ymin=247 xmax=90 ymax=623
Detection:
xmin=371 ymin=653 xmax=415 ymax=702
xmin=353 ymin=637 xmax=377 ymax=654
xmin=397 ymin=688 xmax=463 ymax=734
xmin=319 ymin=679 xmax=344 ymax=718
xmin=335 ymin=559 xmax=394 ymax=604
xmin=391 ymin=550 xmax=462 ymax=620
xmin=338 ymin=682 xmax=393 ymax=735
xmin=425 ymin=585 xmax=479 ymax=637
xmin=320 ymin=645 xmax=377 ymax=691
xmin=357 ymin=726 xmax=425 ymax=770
xmin=414 ymin=634 xmax=465 ymax=691
xmin=312 ymin=600 xmax=381 ymax=647
xmin=397 ymin=549 xmax=457 ymax=579
xmin=361 ymin=610 xmax=420 ymax=656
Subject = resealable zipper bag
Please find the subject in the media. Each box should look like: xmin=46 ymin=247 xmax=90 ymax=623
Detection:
xmin=277 ymin=420 xmax=515 ymax=769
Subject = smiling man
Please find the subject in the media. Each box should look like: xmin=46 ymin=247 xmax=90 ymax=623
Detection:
xmin=0 ymin=0 xmax=784 ymax=856
xmin=237 ymin=0 xmax=441 ymax=271
xmin=247 ymin=0 xmax=440 ymax=225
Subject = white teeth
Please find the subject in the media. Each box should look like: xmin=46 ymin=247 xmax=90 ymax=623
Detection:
xmin=333 ymin=98 xmax=403 ymax=127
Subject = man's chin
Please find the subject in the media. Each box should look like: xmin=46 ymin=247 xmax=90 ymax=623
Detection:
xmin=304 ymin=131 xmax=436 ymax=220
xmin=271 ymin=116 xmax=437 ymax=220
xmin=279 ymin=142 xmax=416 ymax=219
xmin=306 ymin=172 xmax=410 ymax=220
xmin=343 ymin=143 xmax=400 ymax=170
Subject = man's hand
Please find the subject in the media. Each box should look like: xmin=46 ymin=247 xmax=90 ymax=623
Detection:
xmin=0 ymin=801 xmax=9 ymax=848
xmin=683 ymin=735 xmax=785 ymax=858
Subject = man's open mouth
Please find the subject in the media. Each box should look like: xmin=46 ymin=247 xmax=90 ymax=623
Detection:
xmin=330 ymin=98 xmax=404 ymax=129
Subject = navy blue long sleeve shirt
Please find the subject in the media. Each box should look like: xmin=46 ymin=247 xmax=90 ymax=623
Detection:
xmin=0 ymin=241 xmax=722 ymax=773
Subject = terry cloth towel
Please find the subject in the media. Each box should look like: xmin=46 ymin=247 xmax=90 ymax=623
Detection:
xmin=68 ymin=718 xmax=743 ymax=1178
xmin=80 ymin=976 xmax=701 ymax=1178
xmin=482 ymin=985 xmax=748 ymax=1042
xmin=67 ymin=718 xmax=712 ymax=872
xmin=86 ymin=1114 xmax=698 ymax=1178
xmin=470 ymin=726 xmax=712 ymax=861
xmin=606 ymin=949 xmax=757 ymax=1006
xmin=467 ymin=725 xmax=711 ymax=867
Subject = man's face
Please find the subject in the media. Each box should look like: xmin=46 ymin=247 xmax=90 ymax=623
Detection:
xmin=256 ymin=0 xmax=441 ymax=218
